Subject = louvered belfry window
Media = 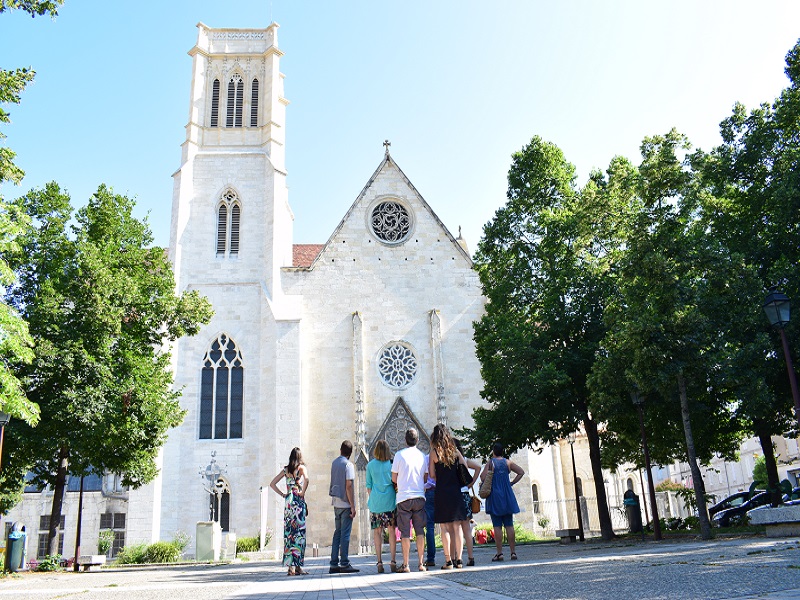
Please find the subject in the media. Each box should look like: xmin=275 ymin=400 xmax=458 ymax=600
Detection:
xmin=226 ymin=74 xmax=243 ymax=127
xmin=200 ymin=334 xmax=244 ymax=440
xmin=250 ymin=79 xmax=259 ymax=127
xmin=216 ymin=190 xmax=240 ymax=257
xmin=210 ymin=79 xmax=220 ymax=127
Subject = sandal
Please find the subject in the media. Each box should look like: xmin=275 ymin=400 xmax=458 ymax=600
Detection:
xmin=296 ymin=569 xmax=310 ymax=575
xmin=441 ymin=560 xmax=453 ymax=570
xmin=287 ymin=568 xmax=296 ymax=576
xmin=398 ymin=563 xmax=411 ymax=573
xmin=390 ymin=560 xmax=398 ymax=573
xmin=455 ymin=559 xmax=463 ymax=569
xmin=510 ymin=552 xmax=518 ymax=560
xmin=492 ymin=553 xmax=504 ymax=562
xmin=377 ymin=561 xmax=384 ymax=573
xmin=418 ymin=563 xmax=427 ymax=571
xmin=467 ymin=557 xmax=475 ymax=566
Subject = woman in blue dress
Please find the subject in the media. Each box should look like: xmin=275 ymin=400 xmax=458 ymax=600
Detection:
xmin=270 ymin=447 xmax=309 ymax=575
xmin=479 ymin=441 xmax=524 ymax=562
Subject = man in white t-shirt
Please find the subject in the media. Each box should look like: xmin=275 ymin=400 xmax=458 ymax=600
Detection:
xmin=391 ymin=428 xmax=428 ymax=573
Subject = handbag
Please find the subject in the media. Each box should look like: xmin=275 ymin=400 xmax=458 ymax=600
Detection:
xmin=478 ymin=459 xmax=494 ymax=499
xmin=470 ymin=492 xmax=481 ymax=514
xmin=458 ymin=461 xmax=472 ymax=487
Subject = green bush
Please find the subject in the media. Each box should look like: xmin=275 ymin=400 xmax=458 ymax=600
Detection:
xmin=172 ymin=531 xmax=190 ymax=553
xmin=144 ymin=541 xmax=181 ymax=563
xmin=115 ymin=542 xmax=149 ymax=564
xmin=237 ymin=536 xmax=260 ymax=553
xmin=683 ymin=516 xmax=700 ymax=530
xmin=34 ymin=554 xmax=64 ymax=572
xmin=98 ymin=530 xmax=114 ymax=555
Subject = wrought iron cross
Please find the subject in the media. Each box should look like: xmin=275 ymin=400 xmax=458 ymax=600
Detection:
xmin=383 ymin=139 xmax=391 ymax=155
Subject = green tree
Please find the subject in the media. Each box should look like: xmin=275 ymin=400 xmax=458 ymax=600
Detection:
xmin=590 ymin=130 xmax=753 ymax=540
xmin=3 ymin=183 xmax=213 ymax=553
xmin=695 ymin=39 xmax=800 ymax=505
xmin=752 ymin=456 xmax=768 ymax=488
xmin=463 ymin=137 xmax=620 ymax=540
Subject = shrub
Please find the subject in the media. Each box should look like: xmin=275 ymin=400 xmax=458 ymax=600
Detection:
xmin=537 ymin=516 xmax=551 ymax=529
xmin=683 ymin=516 xmax=700 ymax=530
xmin=115 ymin=542 xmax=148 ymax=564
xmin=237 ymin=536 xmax=260 ymax=553
xmin=98 ymin=530 xmax=114 ymax=555
xmin=34 ymin=554 xmax=63 ymax=572
xmin=513 ymin=523 xmax=536 ymax=543
xmin=172 ymin=530 xmax=190 ymax=553
xmin=144 ymin=541 xmax=181 ymax=563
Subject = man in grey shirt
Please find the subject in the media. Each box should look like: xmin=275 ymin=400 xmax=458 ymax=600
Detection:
xmin=329 ymin=440 xmax=359 ymax=573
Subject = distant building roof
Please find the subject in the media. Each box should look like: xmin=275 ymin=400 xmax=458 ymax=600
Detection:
xmin=292 ymin=244 xmax=324 ymax=268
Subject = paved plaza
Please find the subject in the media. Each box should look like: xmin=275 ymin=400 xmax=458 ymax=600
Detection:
xmin=3 ymin=536 xmax=800 ymax=599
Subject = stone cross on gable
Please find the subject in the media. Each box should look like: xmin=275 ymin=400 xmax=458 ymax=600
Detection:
xmin=383 ymin=139 xmax=391 ymax=156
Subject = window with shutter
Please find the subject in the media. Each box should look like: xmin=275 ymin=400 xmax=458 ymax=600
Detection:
xmin=216 ymin=204 xmax=227 ymax=255
xmin=250 ymin=79 xmax=259 ymax=126
xmin=210 ymin=79 xmax=220 ymax=127
xmin=226 ymin=74 xmax=243 ymax=128
xmin=230 ymin=204 xmax=240 ymax=255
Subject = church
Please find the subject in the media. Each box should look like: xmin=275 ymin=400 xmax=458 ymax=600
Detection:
xmin=123 ymin=22 xmax=490 ymax=552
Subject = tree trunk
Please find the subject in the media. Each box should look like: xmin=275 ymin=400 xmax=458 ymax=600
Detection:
xmin=583 ymin=415 xmax=615 ymax=540
xmin=47 ymin=446 xmax=69 ymax=556
xmin=677 ymin=372 xmax=712 ymax=540
xmin=756 ymin=427 xmax=782 ymax=507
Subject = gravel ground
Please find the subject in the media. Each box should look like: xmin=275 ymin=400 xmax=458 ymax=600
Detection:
xmin=2 ymin=535 xmax=800 ymax=599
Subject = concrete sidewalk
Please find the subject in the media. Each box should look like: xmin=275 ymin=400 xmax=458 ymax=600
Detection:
xmin=2 ymin=535 xmax=800 ymax=599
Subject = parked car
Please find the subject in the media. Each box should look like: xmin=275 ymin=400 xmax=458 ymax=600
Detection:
xmin=712 ymin=491 xmax=771 ymax=527
xmin=782 ymin=486 xmax=800 ymax=502
xmin=709 ymin=491 xmax=763 ymax=518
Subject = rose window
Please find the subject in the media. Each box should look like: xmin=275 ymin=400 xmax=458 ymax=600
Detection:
xmin=370 ymin=201 xmax=411 ymax=243
xmin=378 ymin=342 xmax=418 ymax=389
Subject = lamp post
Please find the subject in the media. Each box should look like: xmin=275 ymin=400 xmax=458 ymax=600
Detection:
xmin=566 ymin=432 xmax=585 ymax=541
xmin=763 ymin=289 xmax=800 ymax=426
xmin=199 ymin=451 xmax=226 ymax=522
xmin=0 ymin=412 xmax=10 ymax=470
xmin=631 ymin=391 xmax=662 ymax=541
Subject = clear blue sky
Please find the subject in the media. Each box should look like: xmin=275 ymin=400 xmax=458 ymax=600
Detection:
xmin=1 ymin=1 xmax=799 ymax=252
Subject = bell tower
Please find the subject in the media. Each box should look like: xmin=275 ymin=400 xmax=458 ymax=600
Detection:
xmin=169 ymin=22 xmax=292 ymax=300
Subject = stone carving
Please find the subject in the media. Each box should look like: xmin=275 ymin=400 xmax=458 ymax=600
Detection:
xmin=370 ymin=201 xmax=411 ymax=243
xmin=377 ymin=342 xmax=417 ymax=390
xmin=212 ymin=32 xmax=266 ymax=40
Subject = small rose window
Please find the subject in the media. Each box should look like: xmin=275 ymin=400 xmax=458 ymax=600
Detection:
xmin=370 ymin=201 xmax=411 ymax=244
xmin=377 ymin=342 xmax=418 ymax=389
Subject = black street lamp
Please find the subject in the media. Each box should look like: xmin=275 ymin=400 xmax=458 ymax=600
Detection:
xmin=0 ymin=412 xmax=10 ymax=470
xmin=566 ymin=432 xmax=585 ymax=541
xmin=763 ymin=289 xmax=800 ymax=426
xmin=631 ymin=391 xmax=662 ymax=541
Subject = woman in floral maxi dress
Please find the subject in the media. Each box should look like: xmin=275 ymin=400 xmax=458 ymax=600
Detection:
xmin=270 ymin=447 xmax=309 ymax=575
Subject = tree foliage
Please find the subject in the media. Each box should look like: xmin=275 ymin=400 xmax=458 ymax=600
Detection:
xmin=1 ymin=183 xmax=213 ymax=545
xmin=463 ymin=136 xmax=618 ymax=539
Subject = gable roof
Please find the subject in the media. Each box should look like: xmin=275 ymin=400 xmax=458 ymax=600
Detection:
xmin=298 ymin=153 xmax=473 ymax=271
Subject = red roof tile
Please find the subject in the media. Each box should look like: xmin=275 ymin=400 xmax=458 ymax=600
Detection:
xmin=292 ymin=244 xmax=324 ymax=268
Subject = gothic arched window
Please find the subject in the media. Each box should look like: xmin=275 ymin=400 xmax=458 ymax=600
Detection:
xmin=210 ymin=79 xmax=220 ymax=127
xmin=200 ymin=334 xmax=243 ymax=439
xmin=226 ymin=74 xmax=244 ymax=127
xmin=250 ymin=78 xmax=259 ymax=127
xmin=216 ymin=190 xmax=241 ymax=257
xmin=531 ymin=483 xmax=540 ymax=514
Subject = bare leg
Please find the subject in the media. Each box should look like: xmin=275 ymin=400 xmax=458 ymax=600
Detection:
xmin=373 ymin=527 xmax=383 ymax=565
xmin=452 ymin=522 xmax=464 ymax=564
xmin=415 ymin=531 xmax=425 ymax=568
xmin=506 ymin=524 xmax=516 ymax=555
xmin=441 ymin=526 xmax=452 ymax=563
xmin=401 ymin=537 xmax=411 ymax=567
xmin=388 ymin=526 xmax=397 ymax=564
xmin=460 ymin=520 xmax=474 ymax=560
xmin=493 ymin=526 xmax=503 ymax=555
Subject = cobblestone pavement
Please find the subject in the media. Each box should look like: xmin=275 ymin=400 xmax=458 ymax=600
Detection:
xmin=3 ymin=536 xmax=800 ymax=599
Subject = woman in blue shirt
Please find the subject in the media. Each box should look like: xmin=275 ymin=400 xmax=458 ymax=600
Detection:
xmin=366 ymin=439 xmax=397 ymax=573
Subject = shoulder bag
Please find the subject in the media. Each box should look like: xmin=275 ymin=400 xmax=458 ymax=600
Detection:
xmin=478 ymin=459 xmax=494 ymax=499
xmin=457 ymin=461 xmax=472 ymax=487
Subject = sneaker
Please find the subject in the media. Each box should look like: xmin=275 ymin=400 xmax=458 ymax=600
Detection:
xmin=424 ymin=560 xmax=436 ymax=567
xmin=339 ymin=565 xmax=360 ymax=574
xmin=329 ymin=566 xmax=340 ymax=574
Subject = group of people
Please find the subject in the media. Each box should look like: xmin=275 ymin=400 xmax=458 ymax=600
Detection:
xmin=269 ymin=425 xmax=525 ymax=576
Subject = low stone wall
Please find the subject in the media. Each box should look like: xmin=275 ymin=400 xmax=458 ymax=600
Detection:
xmin=748 ymin=505 xmax=800 ymax=537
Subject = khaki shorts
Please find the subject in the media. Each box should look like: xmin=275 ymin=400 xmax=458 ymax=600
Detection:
xmin=395 ymin=497 xmax=426 ymax=538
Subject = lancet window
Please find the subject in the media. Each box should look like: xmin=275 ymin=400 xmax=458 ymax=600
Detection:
xmin=226 ymin=74 xmax=244 ymax=127
xmin=216 ymin=190 xmax=241 ymax=257
xmin=200 ymin=334 xmax=244 ymax=440
xmin=210 ymin=79 xmax=221 ymax=127
xmin=250 ymin=78 xmax=259 ymax=127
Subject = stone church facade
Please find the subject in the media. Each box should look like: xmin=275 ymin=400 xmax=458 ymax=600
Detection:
xmin=124 ymin=22 xmax=489 ymax=552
